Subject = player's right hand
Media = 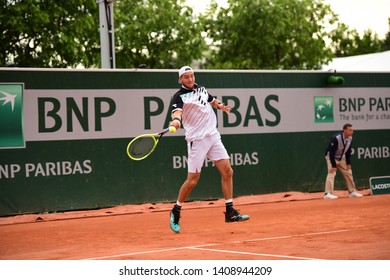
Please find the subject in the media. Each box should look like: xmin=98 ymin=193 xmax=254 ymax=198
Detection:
xmin=170 ymin=119 xmax=181 ymax=130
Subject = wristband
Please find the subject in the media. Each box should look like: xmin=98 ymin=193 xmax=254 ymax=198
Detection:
xmin=172 ymin=117 xmax=181 ymax=122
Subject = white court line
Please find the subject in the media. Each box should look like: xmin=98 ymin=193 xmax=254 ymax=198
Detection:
xmin=84 ymin=244 xmax=218 ymax=260
xmin=189 ymin=247 xmax=321 ymax=260
xmin=232 ymin=228 xmax=353 ymax=243
xmin=83 ymin=228 xmax=360 ymax=260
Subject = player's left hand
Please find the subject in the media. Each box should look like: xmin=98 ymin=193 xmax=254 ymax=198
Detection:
xmin=218 ymin=102 xmax=231 ymax=114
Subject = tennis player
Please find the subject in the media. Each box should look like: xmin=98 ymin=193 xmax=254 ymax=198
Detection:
xmin=323 ymin=123 xmax=363 ymax=199
xmin=169 ymin=66 xmax=249 ymax=233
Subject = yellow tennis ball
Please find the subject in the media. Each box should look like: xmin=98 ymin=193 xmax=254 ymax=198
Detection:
xmin=169 ymin=126 xmax=176 ymax=133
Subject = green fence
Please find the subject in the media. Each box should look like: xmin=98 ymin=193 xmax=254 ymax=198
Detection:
xmin=1 ymin=69 xmax=389 ymax=216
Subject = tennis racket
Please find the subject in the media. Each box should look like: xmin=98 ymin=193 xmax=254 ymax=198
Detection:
xmin=126 ymin=127 xmax=176 ymax=160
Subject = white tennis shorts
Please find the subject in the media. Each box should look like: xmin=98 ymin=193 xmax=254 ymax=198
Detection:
xmin=187 ymin=132 xmax=229 ymax=173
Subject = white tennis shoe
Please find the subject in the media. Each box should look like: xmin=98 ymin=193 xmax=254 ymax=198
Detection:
xmin=323 ymin=193 xmax=338 ymax=199
xmin=349 ymin=191 xmax=363 ymax=198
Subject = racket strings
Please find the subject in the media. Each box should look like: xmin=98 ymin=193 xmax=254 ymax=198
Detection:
xmin=129 ymin=136 xmax=156 ymax=159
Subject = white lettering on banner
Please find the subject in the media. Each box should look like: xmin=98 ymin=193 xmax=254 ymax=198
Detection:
xmin=0 ymin=160 xmax=93 ymax=179
xmin=172 ymin=152 xmax=259 ymax=169
xmin=352 ymin=146 xmax=390 ymax=159
xmin=372 ymin=183 xmax=390 ymax=190
xmin=0 ymin=164 xmax=21 ymax=178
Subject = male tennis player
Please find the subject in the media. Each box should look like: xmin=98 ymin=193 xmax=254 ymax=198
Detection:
xmin=169 ymin=66 xmax=249 ymax=233
xmin=323 ymin=123 xmax=363 ymax=199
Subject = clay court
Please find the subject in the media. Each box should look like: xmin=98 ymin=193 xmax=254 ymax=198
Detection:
xmin=0 ymin=190 xmax=389 ymax=260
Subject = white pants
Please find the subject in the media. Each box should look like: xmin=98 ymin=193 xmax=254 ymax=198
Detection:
xmin=187 ymin=132 xmax=229 ymax=173
xmin=324 ymin=156 xmax=356 ymax=193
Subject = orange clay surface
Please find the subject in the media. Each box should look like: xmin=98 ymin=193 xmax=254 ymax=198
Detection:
xmin=0 ymin=189 xmax=389 ymax=260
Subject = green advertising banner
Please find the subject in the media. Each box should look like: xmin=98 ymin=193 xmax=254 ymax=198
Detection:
xmin=0 ymin=84 xmax=24 ymax=149
xmin=369 ymin=176 xmax=390 ymax=195
xmin=0 ymin=69 xmax=389 ymax=216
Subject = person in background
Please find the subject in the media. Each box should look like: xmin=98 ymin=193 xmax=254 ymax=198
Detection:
xmin=323 ymin=123 xmax=363 ymax=199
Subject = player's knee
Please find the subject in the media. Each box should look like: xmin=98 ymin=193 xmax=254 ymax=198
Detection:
xmin=185 ymin=175 xmax=200 ymax=188
xmin=326 ymin=172 xmax=336 ymax=180
xmin=223 ymin=166 xmax=233 ymax=178
xmin=188 ymin=179 xmax=198 ymax=188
